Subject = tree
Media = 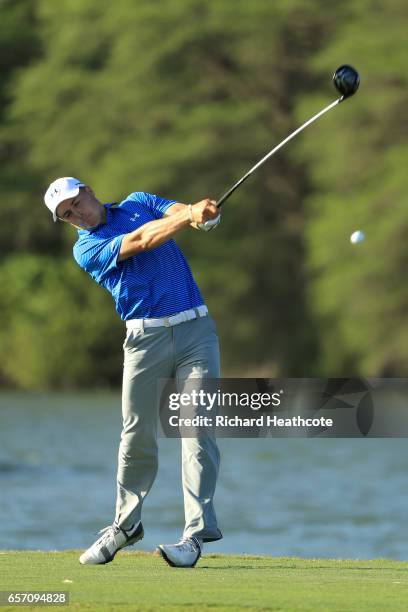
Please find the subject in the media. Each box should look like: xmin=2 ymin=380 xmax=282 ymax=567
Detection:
xmin=297 ymin=0 xmax=408 ymax=375
xmin=0 ymin=254 xmax=123 ymax=389
xmin=1 ymin=0 xmax=365 ymax=387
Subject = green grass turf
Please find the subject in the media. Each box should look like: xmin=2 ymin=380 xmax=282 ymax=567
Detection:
xmin=1 ymin=551 xmax=408 ymax=611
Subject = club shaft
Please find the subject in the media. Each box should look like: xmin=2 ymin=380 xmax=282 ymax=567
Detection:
xmin=216 ymin=97 xmax=343 ymax=208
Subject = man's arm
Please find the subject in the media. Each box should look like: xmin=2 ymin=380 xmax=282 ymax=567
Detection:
xmin=118 ymin=198 xmax=218 ymax=262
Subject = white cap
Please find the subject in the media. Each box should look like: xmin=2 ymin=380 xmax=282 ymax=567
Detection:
xmin=44 ymin=177 xmax=85 ymax=221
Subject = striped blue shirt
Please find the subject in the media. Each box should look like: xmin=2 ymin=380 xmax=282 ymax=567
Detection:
xmin=73 ymin=192 xmax=204 ymax=320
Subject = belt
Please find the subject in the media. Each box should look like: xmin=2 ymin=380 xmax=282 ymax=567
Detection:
xmin=126 ymin=305 xmax=208 ymax=329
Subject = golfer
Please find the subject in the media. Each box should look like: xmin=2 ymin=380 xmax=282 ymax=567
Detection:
xmin=44 ymin=177 xmax=222 ymax=568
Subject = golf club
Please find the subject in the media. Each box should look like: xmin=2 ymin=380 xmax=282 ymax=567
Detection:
xmin=215 ymin=65 xmax=360 ymax=209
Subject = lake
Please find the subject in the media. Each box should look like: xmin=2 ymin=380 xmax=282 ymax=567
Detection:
xmin=1 ymin=391 xmax=407 ymax=559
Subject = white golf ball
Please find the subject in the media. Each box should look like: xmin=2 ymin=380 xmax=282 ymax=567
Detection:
xmin=350 ymin=230 xmax=365 ymax=244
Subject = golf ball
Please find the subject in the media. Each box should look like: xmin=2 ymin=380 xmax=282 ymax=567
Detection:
xmin=350 ymin=230 xmax=365 ymax=244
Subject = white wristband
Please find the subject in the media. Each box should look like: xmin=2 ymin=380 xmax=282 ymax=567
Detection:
xmin=188 ymin=204 xmax=193 ymax=222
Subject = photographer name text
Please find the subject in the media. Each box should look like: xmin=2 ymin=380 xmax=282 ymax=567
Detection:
xmin=168 ymin=415 xmax=333 ymax=428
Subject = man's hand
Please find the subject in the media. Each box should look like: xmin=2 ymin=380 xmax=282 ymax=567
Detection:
xmin=190 ymin=199 xmax=218 ymax=224
xmin=190 ymin=199 xmax=221 ymax=232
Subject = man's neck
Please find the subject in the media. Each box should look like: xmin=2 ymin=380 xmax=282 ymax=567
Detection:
xmin=74 ymin=205 xmax=107 ymax=231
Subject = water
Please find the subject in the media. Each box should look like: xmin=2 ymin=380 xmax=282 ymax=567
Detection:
xmin=1 ymin=392 xmax=407 ymax=559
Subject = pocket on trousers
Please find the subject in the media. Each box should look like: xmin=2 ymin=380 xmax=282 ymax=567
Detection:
xmin=122 ymin=328 xmax=144 ymax=350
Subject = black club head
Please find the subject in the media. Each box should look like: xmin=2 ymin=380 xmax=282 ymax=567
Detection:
xmin=333 ymin=65 xmax=360 ymax=98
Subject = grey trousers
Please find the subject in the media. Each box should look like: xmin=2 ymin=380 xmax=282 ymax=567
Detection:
xmin=114 ymin=314 xmax=222 ymax=543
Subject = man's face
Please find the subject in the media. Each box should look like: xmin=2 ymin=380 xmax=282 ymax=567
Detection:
xmin=56 ymin=186 xmax=105 ymax=229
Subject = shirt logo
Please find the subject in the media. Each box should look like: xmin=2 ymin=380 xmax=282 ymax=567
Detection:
xmin=130 ymin=213 xmax=140 ymax=221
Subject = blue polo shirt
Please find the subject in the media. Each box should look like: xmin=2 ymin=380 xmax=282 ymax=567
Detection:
xmin=73 ymin=192 xmax=205 ymax=320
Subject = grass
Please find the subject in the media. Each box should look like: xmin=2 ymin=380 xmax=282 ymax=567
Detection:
xmin=1 ymin=551 xmax=408 ymax=611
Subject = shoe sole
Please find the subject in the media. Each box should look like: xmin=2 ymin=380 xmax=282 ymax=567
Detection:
xmin=156 ymin=545 xmax=201 ymax=568
xmin=79 ymin=526 xmax=144 ymax=565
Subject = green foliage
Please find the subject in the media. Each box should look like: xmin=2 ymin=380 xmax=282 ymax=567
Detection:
xmin=297 ymin=0 xmax=408 ymax=374
xmin=0 ymin=0 xmax=40 ymax=117
xmin=0 ymin=255 xmax=123 ymax=389
xmin=0 ymin=0 xmax=406 ymax=387
xmin=0 ymin=0 xmax=47 ymax=255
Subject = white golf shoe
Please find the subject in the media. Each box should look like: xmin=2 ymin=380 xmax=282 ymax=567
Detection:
xmin=157 ymin=536 xmax=202 ymax=568
xmin=79 ymin=521 xmax=144 ymax=565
